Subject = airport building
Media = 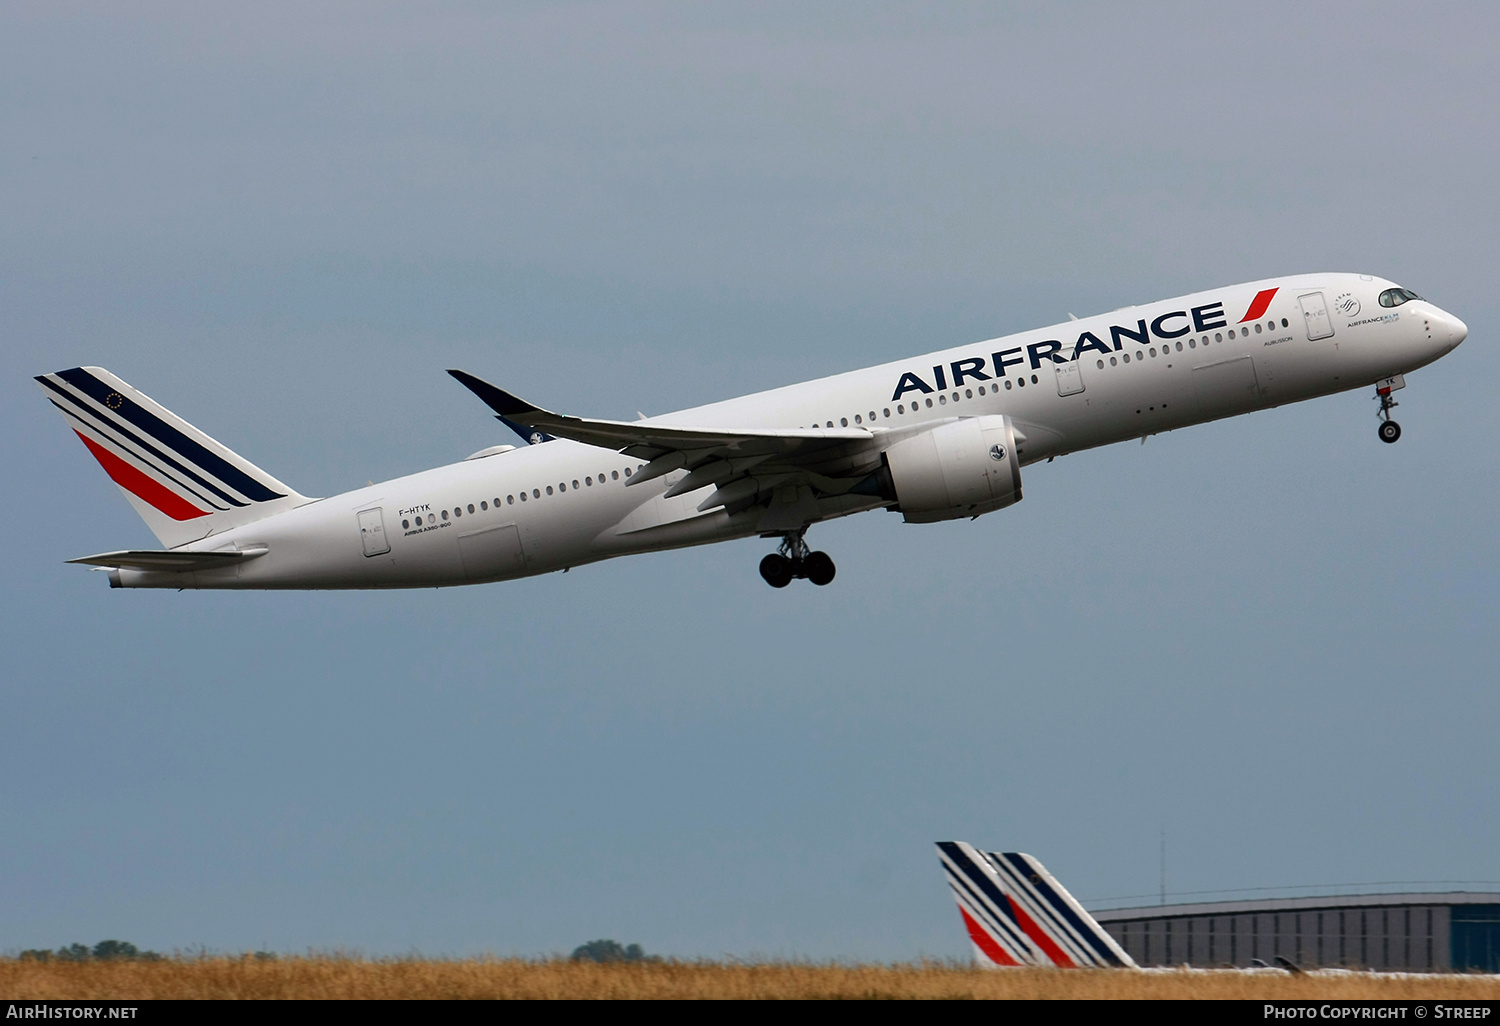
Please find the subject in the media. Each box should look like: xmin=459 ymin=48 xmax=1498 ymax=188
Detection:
xmin=1094 ymin=893 xmax=1500 ymax=972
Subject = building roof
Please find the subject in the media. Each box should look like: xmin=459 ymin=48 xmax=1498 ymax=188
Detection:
xmin=1092 ymin=892 xmax=1500 ymax=921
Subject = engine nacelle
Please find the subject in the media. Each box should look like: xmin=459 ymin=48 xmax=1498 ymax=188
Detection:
xmin=882 ymin=415 xmax=1022 ymax=523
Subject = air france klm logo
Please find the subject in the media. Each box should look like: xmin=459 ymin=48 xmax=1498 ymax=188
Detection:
xmin=890 ymin=289 xmax=1279 ymax=402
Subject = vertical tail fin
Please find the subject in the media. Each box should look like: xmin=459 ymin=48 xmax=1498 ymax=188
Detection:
xmin=936 ymin=842 xmax=1135 ymax=968
xmin=36 ymin=366 xmax=311 ymax=548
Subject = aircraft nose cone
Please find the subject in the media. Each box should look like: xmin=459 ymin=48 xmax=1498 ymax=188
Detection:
xmin=1448 ymin=313 xmax=1468 ymax=348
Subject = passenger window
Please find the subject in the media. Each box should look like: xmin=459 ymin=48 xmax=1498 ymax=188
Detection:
xmin=925 ymin=398 xmax=933 ymax=407
xmin=1215 ymin=332 xmax=1223 ymax=342
xmin=480 ymin=501 xmax=487 ymax=510
xmin=1110 ymin=356 xmax=1118 ymax=365
xmin=1004 ymin=380 xmax=1013 ymax=389
xmin=572 ymin=480 xmax=579 ymax=489
xmin=546 ymin=486 xmax=553 ymax=495
xmin=1123 ymin=353 xmax=1131 ymax=363
xmin=1031 ymin=374 xmax=1038 ymax=384
xmin=1097 ymin=360 xmax=1104 ymax=369
xmin=1188 ymin=339 xmax=1195 ymax=348
xmin=467 ymin=504 xmax=475 ymax=514
xmin=520 ymin=493 xmax=527 ymax=502
xmin=402 ymin=519 xmax=409 ymax=529
xmin=897 ymin=404 xmax=905 ymax=413
xmin=869 ymin=411 xmax=876 ymax=421
xmin=493 ymin=497 xmax=501 ymax=506
xmin=826 ymin=421 xmax=833 ymax=428
xmin=415 ymin=516 xmax=423 ymax=525
xmin=841 ymin=417 xmax=849 ymax=426
xmin=1149 ymin=348 xmax=1157 ymax=358
xmin=612 ymin=471 xmax=620 ymax=480
xmin=1175 ymin=341 xmax=1183 ymax=351
xmin=939 ymin=395 xmax=946 ymax=405
xmin=442 ymin=510 xmax=449 ymax=520
xmin=1254 ymin=323 xmax=1262 ymax=333
xmin=507 ymin=495 xmax=515 ymax=504
xmin=585 ymin=476 xmax=593 ymax=486
xmin=952 ymin=392 xmax=959 ymax=402
xmin=1280 ymin=317 xmax=1289 ymax=327
xmin=1017 ymin=378 xmax=1025 ymax=387
xmin=883 ymin=408 xmax=891 ymax=417
xmin=559 ymin=483 xmax=566 ymax=492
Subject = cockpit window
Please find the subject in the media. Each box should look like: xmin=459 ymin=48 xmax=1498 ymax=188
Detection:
xmin=1379 ymin=287 xmax=1423 ymax=308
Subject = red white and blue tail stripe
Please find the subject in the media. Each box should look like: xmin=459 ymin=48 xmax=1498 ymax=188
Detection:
xmin=36 ymin=366 xmax=308 ymax=548
xmin=936 ymin=842 xmax=1135 ymax=968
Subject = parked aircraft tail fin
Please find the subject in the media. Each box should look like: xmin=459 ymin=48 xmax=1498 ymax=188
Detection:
xmin=36 ymin=366 xmax=311 ymax=548
xmin=936 ymin=841 xmax=1136 ymax=968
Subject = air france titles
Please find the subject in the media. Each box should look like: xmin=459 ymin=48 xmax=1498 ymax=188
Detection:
xmin=890 ymin=302 xmax=1230 ymax=402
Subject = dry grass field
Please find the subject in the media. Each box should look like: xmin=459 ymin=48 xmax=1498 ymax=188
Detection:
xmin=3 ymin=958 xmax=1500 ymax=1000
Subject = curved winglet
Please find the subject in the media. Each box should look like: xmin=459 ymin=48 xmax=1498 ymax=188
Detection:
xmin=447 ymin=370 xmax=559 ymax=444
xmin=447 ymin=370 xmax=546 ymax=419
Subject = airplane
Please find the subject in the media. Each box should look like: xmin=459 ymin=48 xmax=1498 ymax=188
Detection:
xmin=36 ymin=273 xmax=1466 ymax=591
xmin=936 ymin=841 xmax=1135 ymax=968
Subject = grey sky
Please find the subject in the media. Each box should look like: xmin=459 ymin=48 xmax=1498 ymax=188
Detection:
xmin=3 ymin=3 xmax=1497 ymax=959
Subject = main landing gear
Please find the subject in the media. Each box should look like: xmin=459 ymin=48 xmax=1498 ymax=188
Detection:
xmin=758 ymin=530 xmax=836 ymax=588
xmin=1375 ymin=379 xmax=1403 ymax=444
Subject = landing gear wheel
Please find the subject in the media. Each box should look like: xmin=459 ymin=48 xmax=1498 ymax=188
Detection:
xmin=759 ymin=553 xmax=793 ymax=588
xmin=1374 ymin=381 xmax=1403 ymax=444
xmin=804 ymin=551 xmax=836 ymax=586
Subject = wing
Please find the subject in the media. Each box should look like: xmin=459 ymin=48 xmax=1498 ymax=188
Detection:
xmin=447 ymin=370 xmax=894 ymax=530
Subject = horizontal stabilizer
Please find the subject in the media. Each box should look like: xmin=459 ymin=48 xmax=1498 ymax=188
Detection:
xmin=67 ymin=547 xmax=268 ymax=572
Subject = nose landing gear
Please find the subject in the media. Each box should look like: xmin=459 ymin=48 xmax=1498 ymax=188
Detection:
xmin=1374 ymin=376 xmax=1405 ymax=444
xmin=758 ymin=530 xmax=836 ymax=588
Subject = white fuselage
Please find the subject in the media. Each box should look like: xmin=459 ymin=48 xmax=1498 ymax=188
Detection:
xmin=117 ymin=273 xmax=1467 ymax=589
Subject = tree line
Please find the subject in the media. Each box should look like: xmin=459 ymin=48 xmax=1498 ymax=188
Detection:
xmin=17 ymin=940 xmax=162 ymax=962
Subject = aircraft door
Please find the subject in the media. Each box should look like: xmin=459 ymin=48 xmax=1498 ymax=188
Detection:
xmin=1054 ymin=359 xmax=1085 ymax=396
xmin=1299 ymin=292 xmax=1335 ymax=340
xmin=357 ymin=507 xmax=391 ymax=556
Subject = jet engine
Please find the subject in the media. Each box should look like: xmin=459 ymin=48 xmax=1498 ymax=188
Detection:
xmin=879 ymin=415 xmax=1022 ymax=523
